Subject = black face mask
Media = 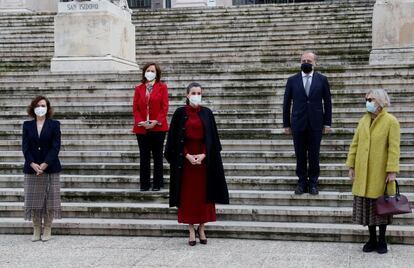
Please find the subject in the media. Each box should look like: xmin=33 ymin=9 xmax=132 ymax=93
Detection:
xmin=301 ymin=63 xmax=313 ymax=74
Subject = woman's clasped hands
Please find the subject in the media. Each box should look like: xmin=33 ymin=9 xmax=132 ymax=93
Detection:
xmin=138 ymin=120 xmax=158 ymax=130
xmin=186 ymin=153 xmax=206 ymax=165
xmin=30 ymin=162 xmax=48 ymax=176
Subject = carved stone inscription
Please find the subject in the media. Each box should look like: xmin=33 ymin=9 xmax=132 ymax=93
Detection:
xmin=66 ymin=2 xmax=99 ymax=11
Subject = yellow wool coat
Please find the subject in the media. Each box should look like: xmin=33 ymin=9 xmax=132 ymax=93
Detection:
xmin=345 ymin=109 xmax=400 ymax=199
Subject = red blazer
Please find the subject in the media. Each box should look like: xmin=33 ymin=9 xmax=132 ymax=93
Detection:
xmin=132 ymin=81 xmax=169 ymax=134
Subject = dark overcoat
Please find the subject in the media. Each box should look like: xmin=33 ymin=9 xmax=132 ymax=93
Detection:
xmin=164 ymin=106 xmax=229 ymax=208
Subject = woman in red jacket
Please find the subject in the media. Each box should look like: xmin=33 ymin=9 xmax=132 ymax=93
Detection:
xmin=132 ymin=63 xmax=169 ymax=191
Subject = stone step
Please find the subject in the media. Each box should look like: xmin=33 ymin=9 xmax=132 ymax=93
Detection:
xmin=0 ymin=5 xmax=373 ymax=27
xmin=0 ymin=202 xmax=412 ymax=225
xmin=0 ymin=217 xmax=412 ymax=244
xmin=1 ymin=174 xmax=413 ymax=192
xmin=1 ymin=161 xmax=413 ymax=177
xmin=0 ymin=84 xmax=412 ymax=99
xmin=3 ymin=127 xmax=414 ymax=141
xmin=0 ymin=42 xmax=371 ymax=57
xmin=0 ymin=29 xmax=371 ymax=43
xmin=0 ymin=8 xmax=372 ymax=29
xmin=1 ymin=188 xmax=413 ymax=207
xmin=0 ymin=88 xmax=413 ymax=104
xmin=1 ymin=80 xmax=413 ymax=95
xmin=0 ymin=33 xmax=371 ymax=48
xmin=0 ymin=65 xmax=412 ymax=81
xmin=1 ymin=109 xmax=414 ymax=126
xmin=0 ymin=53 xmax=370 ymax=67
xmin=3 ymin=150 xmax=414 ymax=164
xmin=131 ymin=25 xmax=370 ymax=41
xmin=131 ymin=12 xmax=371 ymax=26
xmin=0 ymin=138 xmax=351 ymax=151
xmin=2 ymin=138 xmax=413 ymax=151
xmin=1 ymin=70 xmax=410 ymax=86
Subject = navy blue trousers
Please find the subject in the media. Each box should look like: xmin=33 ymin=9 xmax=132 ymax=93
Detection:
xmin=292 ymin=127 xmax=322 ymax=188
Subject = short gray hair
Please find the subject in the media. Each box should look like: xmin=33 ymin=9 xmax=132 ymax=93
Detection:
xmin=366 ymin=89 xmax=391 ymax=107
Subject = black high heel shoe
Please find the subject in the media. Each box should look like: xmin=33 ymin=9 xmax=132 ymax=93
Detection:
xmin=188 ymin=229 xmax=196 ymax=246
xmin=196 ymin=227 xmax=207 ymax=245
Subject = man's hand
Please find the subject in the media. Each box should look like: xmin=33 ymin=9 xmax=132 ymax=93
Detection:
xmin=284 ymin=127 xmax=292 ymax=135
xmin=323 ymin=126 xmax=332 ymax=134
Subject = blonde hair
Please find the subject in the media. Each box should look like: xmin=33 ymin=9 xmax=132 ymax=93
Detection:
xmin=366 ymin=89 xmax=390 ymax=108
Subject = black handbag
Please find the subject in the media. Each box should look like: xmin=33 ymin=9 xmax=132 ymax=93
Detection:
xmin=375 ymin=180 xmax=412 ymax=216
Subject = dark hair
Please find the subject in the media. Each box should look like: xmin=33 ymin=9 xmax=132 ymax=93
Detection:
xmin=186 ymin=82 xmax=202 ymax=105
xmin=141 ymin=63 xmax=161 ymax=83
xmin=27 ymin=96 xmax=54 ymax=119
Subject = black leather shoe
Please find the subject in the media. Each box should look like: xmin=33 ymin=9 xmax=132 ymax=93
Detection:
xmin=309 ymin=187 xmax=319 ymax=195
xmin=140 ymin=188 xmax=150 ymax=192
xmin=377 ymin=240 xmax=388 ymax=254
xmin=152 ymin=187 xmax=160 ymax=191
xmin=188 ymin=240 xmax=196 ymax=246
xmin=294 ymin=185 xmax=305 ymax=195
xmin=362 ymin=241 xmax=378 ymax=252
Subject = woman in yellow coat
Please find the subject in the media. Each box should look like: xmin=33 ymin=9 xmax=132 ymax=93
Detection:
xmin=346 ymin=89 xmax=400 ymax=254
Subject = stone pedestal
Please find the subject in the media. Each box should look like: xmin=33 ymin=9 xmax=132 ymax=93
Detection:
xmin=51 ymin=0 xmax=139 ymax=73
xmin=172 ymin=0 xmax=208 ymax=8
xmin=369 ymin=0 xmax=414 ymax=65
xmin=0 ymin=0 xmax=58 ymax=12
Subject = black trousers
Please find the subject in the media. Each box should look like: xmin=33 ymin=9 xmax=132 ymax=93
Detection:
xmin=292 ymin=126 xmax=322 ymax=188
xmin=136 ymin=132 xmax=166 ymax=189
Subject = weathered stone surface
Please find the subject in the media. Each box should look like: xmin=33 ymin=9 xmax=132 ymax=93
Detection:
xmin=0 ymin=0 xmax=57 ymax=12
xmin=370 ymin=0 xmax=414 ymax=65
xmin=51 ymin=0 xmax=138 ymax=72
xmin=172 ymin=0 xmax=208 ymax=8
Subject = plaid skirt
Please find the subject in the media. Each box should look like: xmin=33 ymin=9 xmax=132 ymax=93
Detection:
xmin=24 ymin=172 xmax=62 ymax=221
xmin=352 ymin=196 xmax=392 ymax=226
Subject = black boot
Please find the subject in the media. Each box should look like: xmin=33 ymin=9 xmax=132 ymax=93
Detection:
xmin=363 ymin=225 xmax=378 ymax=252
xmin=377 ymin=224 xmax=388 ymax=254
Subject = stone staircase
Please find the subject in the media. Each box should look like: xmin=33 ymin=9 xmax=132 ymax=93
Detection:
xmin=1 ymin=1 xmax=414 ymax=243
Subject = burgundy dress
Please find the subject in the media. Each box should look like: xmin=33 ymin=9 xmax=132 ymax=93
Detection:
xmin=177 ymin=105 xmax=216 ymax=224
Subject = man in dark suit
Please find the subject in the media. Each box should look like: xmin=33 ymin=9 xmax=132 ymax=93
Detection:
xmin=283 ymin=51 xmax=332 ymax=195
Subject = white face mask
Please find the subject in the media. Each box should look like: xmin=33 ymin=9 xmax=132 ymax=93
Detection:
xmin=189 ymin=95 xmax=202 ymax=106
xmin=145 ymin=71 xmax=156 ymax=82
xmin=34 ymin=107 xmax=47 ymax=117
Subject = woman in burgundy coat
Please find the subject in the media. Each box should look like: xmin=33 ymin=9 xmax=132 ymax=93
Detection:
xmin=165 ymin=82 xmax=229 ymax=246
xmin=132 ymin=63 xmax=169 ymax=191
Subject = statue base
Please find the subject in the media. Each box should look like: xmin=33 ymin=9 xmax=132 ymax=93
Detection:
xmin=369 ymin=0 xmax=414 ymax=65
xmin=369 ymin=47 xmax=414 ymax=65
xmin=51 ymin=55 xmax=139 ymax=73
xmin=51 ymin=0 xmax=139 ymax=73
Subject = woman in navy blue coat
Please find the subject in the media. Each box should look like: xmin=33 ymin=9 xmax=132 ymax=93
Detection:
xmin=22 ymin=96 xmax=62 ymax=242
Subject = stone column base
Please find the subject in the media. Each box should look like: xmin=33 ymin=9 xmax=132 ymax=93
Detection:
xmin=51 ymin=55 xmax=139 ymax=73
xmin=369 ymin=47 xmax=414 ymax=65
